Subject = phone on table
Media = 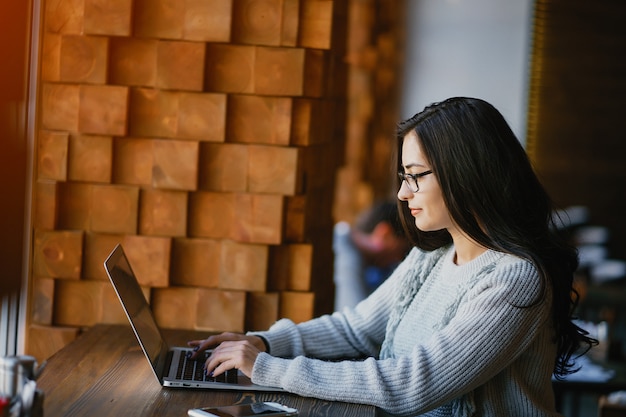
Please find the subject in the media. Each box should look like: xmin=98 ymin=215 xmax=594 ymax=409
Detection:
xmin=188 ymin=402 xmax=298 ymax=417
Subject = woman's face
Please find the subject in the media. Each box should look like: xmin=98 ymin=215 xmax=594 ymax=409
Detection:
xmin=397 ymin=131 xmax=452 ymax=233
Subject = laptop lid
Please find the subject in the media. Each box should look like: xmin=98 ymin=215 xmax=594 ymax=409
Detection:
xmin=104 ymin=244 xmax=169 ymax=383
xmin=104 ymin=244 xmax=286 ymax=392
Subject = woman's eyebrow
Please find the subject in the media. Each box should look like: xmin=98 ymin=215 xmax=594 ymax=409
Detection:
xmin=402 ymin=162 xmax=428 ymax=170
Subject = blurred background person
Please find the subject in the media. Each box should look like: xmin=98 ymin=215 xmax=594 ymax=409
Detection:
xmin=333 ymin=200 xmax=411 ymax=311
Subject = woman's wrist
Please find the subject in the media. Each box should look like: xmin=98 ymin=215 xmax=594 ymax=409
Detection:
xmin=253 ymin=335 xmax=270 ymax=353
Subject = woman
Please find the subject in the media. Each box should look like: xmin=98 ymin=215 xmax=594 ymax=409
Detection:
xmin=188 ymin=97 xmax=595 ymax=416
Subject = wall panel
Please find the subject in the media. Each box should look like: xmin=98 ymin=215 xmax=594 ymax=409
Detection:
xmin=527 ymin=0 xmax=626 ymax=258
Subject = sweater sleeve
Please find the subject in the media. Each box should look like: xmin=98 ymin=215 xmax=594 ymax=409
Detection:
xmin=248 ymin=248 xmax=428 ymax=359
xmin=250 ymin=255 xmax=553 ymax=416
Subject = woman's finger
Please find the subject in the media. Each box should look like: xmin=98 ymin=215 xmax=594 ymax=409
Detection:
xmin=187 ymin=332 xmax=244 ymax=359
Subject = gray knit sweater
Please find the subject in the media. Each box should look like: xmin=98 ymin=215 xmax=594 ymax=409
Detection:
xmin=249 ymin=245 xmax=561 ymax=416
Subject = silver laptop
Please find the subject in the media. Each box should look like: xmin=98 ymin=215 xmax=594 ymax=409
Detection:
xmin=104 ymin=243 xmax=284 ymax=392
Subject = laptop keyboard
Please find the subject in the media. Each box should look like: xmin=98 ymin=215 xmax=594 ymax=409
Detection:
xmin=176 ymin=350 xmax=238 ymax=384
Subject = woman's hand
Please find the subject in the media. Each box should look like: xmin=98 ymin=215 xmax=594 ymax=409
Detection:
xmin=204 ymin=339 xmax=261 ymax=378
xmin=187 ymin=332 xmax=266 ymax=378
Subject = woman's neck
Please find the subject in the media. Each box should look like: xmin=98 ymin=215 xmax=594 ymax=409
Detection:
xmin=449 ymin=229 xmax=487 ymax=265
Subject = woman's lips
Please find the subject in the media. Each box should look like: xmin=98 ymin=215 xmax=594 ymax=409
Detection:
xmin=410 ymin=208 xmax=421 ymax=216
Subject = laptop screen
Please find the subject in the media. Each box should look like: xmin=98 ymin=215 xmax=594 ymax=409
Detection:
xmin=104 ymin=244 xmax=169 ymax=380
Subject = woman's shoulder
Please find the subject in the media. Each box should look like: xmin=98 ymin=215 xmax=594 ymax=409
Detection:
xmin=477 ymin=250 xmax=545 ymax=303
xmin=404 ymin=244 xmax=451 ymax=263
xmin=491 ymin=251 xmax=538 ymax=276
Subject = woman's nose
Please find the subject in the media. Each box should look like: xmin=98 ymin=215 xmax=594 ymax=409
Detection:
xmin=397 ymin=181 xmax=411 ymax=201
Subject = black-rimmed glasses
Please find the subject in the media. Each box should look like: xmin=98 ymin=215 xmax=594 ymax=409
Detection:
xmin=397 ymin=170 xmax=433 ymax=192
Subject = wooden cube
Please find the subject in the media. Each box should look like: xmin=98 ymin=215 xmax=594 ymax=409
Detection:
xmin=56 ymin=182 xmax=93 ymax=230
xmin=32 ymin=278 xmax=55 ymax=325
xmin=247 ymin=145 xmax=300 ymax=195
xmin=41 ymin=33 xmax=61 ymax=81
xmin=232 ymin=0 xmax=283 ymax=46
xmin=32 ymin=229 xmax=83 ymax=279
xmin=78 ymin=85 xmax=129 ymax=136
xmin=41 ymin=83 xmax=79 ymax=131
xmin=112 ymin=137 xmax=153 ymax=186
xmin=233 ymin=193 xmax=283 ymax=244
xmin=245 ymin=292 xmax=279 ymax=331
xmin=219 ymin=240 xmax=268 ymax=291
xmin=226 ymin=95 xmax=292 ymax=145
xmin=288 ymin=244 xmax=315 ymax=292
xmin=298 ymin=0 xmax=333 ymax=50
xmin=281 ymin=0 xmax=300 ymax=47
xmin=284 ymin=195 xmax=306 ymax=242
xmin=156 ymin=40 xmax=205 ymax=91
xmin=53 ymin=280 xmax=104 ymax=326
xmin=90 ymin=184 xmax=139 ymax=234
xmin=68 ymin=134 xmax=113 ymax=183
xmin=254 ymin=46 xmax=304 ymax=96
xmin=170 ymin=238 xmax=220 ymax=288
xmin=204 ymin=44 xmax=255 ymax=93
xmin=268 ymin=244 xmax=313 ymax=291
xmin=198 ymin=143 xmax=248 ymax=192
xmin=196 ymin=288 xmax=246 ymax=332
xmin=109 ymin=38 xmax=158 ymax=87
xmin=45 ymin=0 xmax=84 ymax=34
xmin=302 ymin=49 xmax=327 ymax=98
xmin=83 ymin=0 xmax=132 ymax=36
xmin=308 ymin=236 xmax=333 ymax=315
xmin=183 ymin=0 xmax=232 ymax=42
xmin=27 ymin=324 xmax=80 ymax=364
xmin=178 ymin=92 xmax=226 ymax=141
xmin=152 ymin=287 xmax=197 ymax=329
xmin=188 ymin=191 xmax=235 ymax=239
xmin=139 ymin=189 xmax=188 ymax=237
xmin=152 ymin=139 xmax=198 ymax=190
xmin=128 ymin=88 xmax=178 ymax=138
xmin=37 ymin=130 xmax=68 ymax=181
xmin=59 ymin=35 xmax=108 ymax=84
xmin=133 ymin=0 xmax=184 ymax=39
xmin=291 ymin=98 xmax=332 ymax=146
xmin=280 ymin=291 xmax=315 ymax=323
xmin=33 ymin=181 xmax=58 ymax=230
xmin=83 ymin=232 xmax=123 ymax=280
xmin=122 ymin=235 xmax=171 ymax=287
xmin=301 ymin=144 xmax=336 ymax=189
xmin=291 ymin=98 xmax=314 ymax=146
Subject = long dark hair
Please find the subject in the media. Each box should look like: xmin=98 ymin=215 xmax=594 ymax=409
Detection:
xmin=395 ymin=97 xmax=595 ymax=378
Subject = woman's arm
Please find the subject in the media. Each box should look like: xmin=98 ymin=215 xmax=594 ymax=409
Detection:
xmin=251 ymin=248 xmax=427 ymax=360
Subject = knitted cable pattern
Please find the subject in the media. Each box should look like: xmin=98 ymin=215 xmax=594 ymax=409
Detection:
xmin=379 ymin=246 xmax=448 ymax=360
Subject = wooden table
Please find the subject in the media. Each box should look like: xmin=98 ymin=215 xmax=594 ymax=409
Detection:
xmin=37 ymin=324 xmax=377 ymax=417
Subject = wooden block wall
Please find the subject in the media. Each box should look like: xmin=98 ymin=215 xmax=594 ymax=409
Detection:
xmin=28 ymin=0 xmax=350 ymax=363
xmin=332 ymin=0 xmax=406 ymax=223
